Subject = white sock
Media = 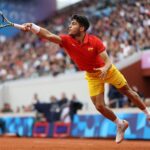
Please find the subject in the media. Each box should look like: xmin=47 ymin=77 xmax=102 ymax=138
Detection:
xmin=143 ymin=108 xmax=150 ymax=116
xmin=113 ymin=118 xmax=123 ymax=126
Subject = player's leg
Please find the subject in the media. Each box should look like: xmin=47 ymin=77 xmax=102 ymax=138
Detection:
xmin=118 ymin=84 xmax=150 ymax=120
xmin=90 ymin=91 xmax=128 ymax=144
xmin=107 ymin=65 xmax=150 ymax=120
xmin=85 ymin=71 xmax=128 ymax=143
xmin=85 ymin=72 xmax=117 ymax=121
xmin=91 ymin=93 xmax=128 ymax=126
xmin=91 ymin=93 xmax=117 ymax=121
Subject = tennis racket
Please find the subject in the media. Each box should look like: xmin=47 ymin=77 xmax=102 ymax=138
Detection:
xmin=0 ymin=11 xmax=24 ymax=30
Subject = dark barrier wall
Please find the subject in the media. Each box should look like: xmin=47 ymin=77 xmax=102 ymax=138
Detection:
xmin=141 ymin=50 xmax=150 ymax=76
xmin=121 ymin=61 xmax=150 ymax=97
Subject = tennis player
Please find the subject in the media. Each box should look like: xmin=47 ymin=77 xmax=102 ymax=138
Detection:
xmin=22 ymin=15 xmax=150 ymax=143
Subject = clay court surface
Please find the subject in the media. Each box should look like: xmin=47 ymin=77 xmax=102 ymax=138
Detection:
xmin=0 ymin=137 xmax=150 ymax=150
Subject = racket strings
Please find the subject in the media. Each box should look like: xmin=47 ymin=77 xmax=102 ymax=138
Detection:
xmin=0 ymin=12 xmax=13 ymax=28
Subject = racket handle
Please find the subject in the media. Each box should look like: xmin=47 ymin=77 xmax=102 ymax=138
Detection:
xmin=13 ymin=23 xmax=24 ymax=30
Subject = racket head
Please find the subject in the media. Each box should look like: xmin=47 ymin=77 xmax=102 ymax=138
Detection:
xmin=0 ymin=11 xmax=13 ymax=28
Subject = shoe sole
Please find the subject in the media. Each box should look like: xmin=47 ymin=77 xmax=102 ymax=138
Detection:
xmin=116 ymin=120 xmax=129 ymax=144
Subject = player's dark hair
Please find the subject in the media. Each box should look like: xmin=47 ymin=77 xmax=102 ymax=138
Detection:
xmin=71 ymin=14 xmax=90 ymax=31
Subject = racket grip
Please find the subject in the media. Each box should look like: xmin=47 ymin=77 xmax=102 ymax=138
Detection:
xmin=13 ymin=23 xmax=24 ymax=30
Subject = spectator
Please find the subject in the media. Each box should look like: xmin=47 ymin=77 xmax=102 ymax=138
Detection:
xmin=1 ymin=103 xmax=13 ymax=113
xmin=69 ymin=94 xmax=83 ymax=121
xmin=60 ymin=102 xmax=71 ymax=123
xmin=33 ymin=95 xmax=49 ymax=122
xmin=49 ymin=96 xmax=60 ymax=122
xmin=33 ymin=93 xmax=40 ymax=103
xmin=58 ymin=92 xmax=68 ymax=107
xmin=59 ymin=93 xmax=70 ymax=122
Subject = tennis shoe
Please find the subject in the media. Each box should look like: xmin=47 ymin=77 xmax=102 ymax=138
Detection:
xmin=116 ymin=120 xmax=129 ymax=144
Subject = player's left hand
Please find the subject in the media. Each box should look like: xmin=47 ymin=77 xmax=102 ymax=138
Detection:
xmin=93 ymin=67 xmax=108 ymax=79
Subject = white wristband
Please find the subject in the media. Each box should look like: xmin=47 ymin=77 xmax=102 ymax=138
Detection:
xmin=31 ymin=23 xmax=40 ymax=34
xmin=13 ymin=23 xmax=24 ymax=30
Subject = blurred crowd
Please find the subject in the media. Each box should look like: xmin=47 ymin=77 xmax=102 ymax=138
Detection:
xmin=0 ymin=0 xmax=149 ymax=82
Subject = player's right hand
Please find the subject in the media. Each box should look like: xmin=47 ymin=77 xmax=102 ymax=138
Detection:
xmin=21 ymin=23 xmax=32 ymax=32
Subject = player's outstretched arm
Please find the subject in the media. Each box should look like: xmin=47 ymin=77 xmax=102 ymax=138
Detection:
xmin=23 ymin=23 xmax=62 ymax=44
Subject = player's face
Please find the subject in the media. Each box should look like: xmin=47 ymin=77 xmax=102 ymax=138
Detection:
xmin=68 ymin=19 xmax=82 ymax=36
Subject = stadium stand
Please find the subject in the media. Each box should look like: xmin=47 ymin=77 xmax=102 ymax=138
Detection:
xmin=0 ymin=0 xmax=149 ymax=82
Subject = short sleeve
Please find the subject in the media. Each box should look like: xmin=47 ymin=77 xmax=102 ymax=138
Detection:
xmin=59 ymin=34 xmax=69 ymax=48
xmin=95 ymin=37 xmax=106 ymax=54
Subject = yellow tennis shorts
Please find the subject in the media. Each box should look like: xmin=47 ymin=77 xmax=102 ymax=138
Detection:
xmin=85 ymin=65 xmax=127 ymax=96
